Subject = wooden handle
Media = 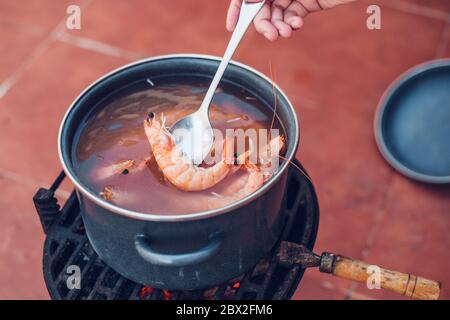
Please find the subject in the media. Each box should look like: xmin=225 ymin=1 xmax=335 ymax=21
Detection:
xmin=324 ymin=254 xmax=441 ymax=300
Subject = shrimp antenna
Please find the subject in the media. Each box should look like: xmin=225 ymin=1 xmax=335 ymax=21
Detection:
xmin=277 ymin=155 xmax=314 ymax=185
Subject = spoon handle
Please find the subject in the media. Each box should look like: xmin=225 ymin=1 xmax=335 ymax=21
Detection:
xmin=199 ymin=0 xmax=265 ymax=113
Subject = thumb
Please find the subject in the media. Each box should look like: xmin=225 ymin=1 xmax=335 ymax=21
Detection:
xmin=226 ymin=0 xmax=264 ymax=31
xmin=226 ymin=0 xmax=243 ymax=31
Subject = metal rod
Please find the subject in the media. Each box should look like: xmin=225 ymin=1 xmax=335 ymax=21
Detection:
xmin=50 ymin=171 xmax=66 ymax=192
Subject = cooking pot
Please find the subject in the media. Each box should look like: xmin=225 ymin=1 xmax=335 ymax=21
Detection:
xmin=58 ymin=54 xmax=300 ymax=290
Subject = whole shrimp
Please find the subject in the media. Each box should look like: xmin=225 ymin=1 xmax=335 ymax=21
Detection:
xmin=144 ymin=112 xmax=237 ymax=191
xmin=94 ymin=159 xmax=136 ymax=180
xmin=208 ymin=135 xmax=285 ymax=209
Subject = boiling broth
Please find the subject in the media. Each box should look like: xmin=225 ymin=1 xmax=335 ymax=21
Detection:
xmin=73 ymin=77 xmax=285 ymax=215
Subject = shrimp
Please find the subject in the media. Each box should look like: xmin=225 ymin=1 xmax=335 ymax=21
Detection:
xmin=208 ymin=163 xmax=263 ymax=209
xmin=144 ymin=112 xmax=237 ymax=191
xmin=99 ymin=185 xmax=139 ymax=207
xmin=94 ymin=159 xmax=136 ymax=180
xmin=100 ymin=186 xmax=115 ymax=201
xmin=259 ymin=135 xmax=285 ymax=181
xmin=207 ymin=135 xmax=285 ymax=209
xmin=93 ymin=153 xmax=155 ymax=181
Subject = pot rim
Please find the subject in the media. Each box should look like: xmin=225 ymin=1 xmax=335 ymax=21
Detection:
xmin=58 ymin=54 xmax=300 ymax=222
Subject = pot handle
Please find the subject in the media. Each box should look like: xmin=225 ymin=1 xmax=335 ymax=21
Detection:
xmin=320 ymin=253 xmax=441 ymax=300
xmin=134 ymin=233 xmax=222 ymax=267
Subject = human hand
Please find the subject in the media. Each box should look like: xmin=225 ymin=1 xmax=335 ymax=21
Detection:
xmin=226 ymin=0 xmax=357 ymax=41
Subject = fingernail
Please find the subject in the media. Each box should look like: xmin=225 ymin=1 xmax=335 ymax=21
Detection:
xmin=287 ymin=18 xmax=301 ymax=29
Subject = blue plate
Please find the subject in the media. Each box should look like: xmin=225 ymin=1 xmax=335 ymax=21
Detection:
xmin=375 ymin=60 xmax=450 ymax=184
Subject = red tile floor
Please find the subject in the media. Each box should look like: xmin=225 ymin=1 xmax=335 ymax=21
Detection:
xmin=0 ymin=0 xmax=449 ymax=300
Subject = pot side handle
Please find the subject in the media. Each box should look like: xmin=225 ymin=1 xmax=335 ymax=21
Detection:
xmin=134 ymin=233 xmax=222 ymax=267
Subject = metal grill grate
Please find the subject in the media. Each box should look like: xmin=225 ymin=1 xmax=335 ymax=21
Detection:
xmin=35 ymin=161 xmax=319 ymax=300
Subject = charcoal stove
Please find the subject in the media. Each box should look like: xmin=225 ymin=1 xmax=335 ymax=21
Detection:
xmin=34 ymin=160 xmax=319 ymax=300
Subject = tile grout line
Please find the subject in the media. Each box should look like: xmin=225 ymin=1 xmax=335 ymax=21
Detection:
xmin=0 ymin=18 xmax=48 ymax=37
xmin=374 ymin=0 xmax=450 ymax=22
xmin=0 ymin=167 xmax=71 ymax=199
xmin=57 ymin=1 xmax=450 ymax=63
xmin=302 ymin=278 xmax=375 ymax=300
xmin=58 ymin=32 xmax=145 ymax=61
xmin=2 ymin=1 xmax=448 ymax=75
xmin=344 ymin=171 xmax=397 ymax=300
xmin=346 ymin=5 xmax=447 ymax=298
xmin=0 ymin=0 xmax=94 ymax=99
xmin=435 ymin=17 xmax=450 ymax=58
xmin=0 ymin=27 xmax=61 ymax=99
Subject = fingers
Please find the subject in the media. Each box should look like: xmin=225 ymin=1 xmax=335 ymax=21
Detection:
xmin=227 ymin=0 xmax=356 ymax=40
xmin=226 ymin=0 xmax=264 ymax=32
xmin=226 ymin=0 xmax=242 ymax=32
xmin=254 ymin=2 xmax=279 ymax=41
xmin=228 ymin=0 xmax=312 ymax=40
xmin=273 ymin=0 xmax=305 ymax=39
xmin=227 ymin=0 xmax=295 ymax=40
xmin=284 ymin=1 xmax=308 ymax=29
xmin=318 ymin=0 xmax=357 ymax=10
xmin=271 ymin=3 xmax=293 ymax=38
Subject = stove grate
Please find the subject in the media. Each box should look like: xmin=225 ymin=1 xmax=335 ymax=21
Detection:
xmin=35 ymin=161 xmax=319 ymax=300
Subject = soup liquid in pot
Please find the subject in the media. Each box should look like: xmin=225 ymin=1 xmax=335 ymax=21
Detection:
xmin=73 ymin=77 xmax=285 ymax=215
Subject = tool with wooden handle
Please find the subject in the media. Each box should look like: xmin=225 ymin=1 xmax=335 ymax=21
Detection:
xmin=278 ymin=242 xmax=441 ymax=300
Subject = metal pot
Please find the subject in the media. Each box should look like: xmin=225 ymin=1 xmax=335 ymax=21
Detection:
xmin=58 ymin=54 xmax=300 ymax=290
